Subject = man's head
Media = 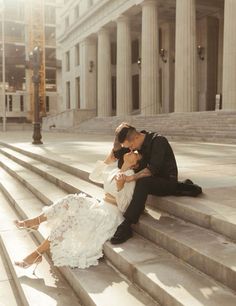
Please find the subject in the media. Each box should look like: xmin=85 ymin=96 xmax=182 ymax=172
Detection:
xmin=116 ymin=123 xmax=144 ymax=151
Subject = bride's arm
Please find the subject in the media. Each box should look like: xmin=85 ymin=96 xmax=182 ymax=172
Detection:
xmin=89 ymin=150 xmax=117 ymax=184
xmin=104 ymin=149 xmax=116 ymax=164
xmin=115 ymin=170 xmax=135 ymax=213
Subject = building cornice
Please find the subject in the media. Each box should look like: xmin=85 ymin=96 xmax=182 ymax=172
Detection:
xmin=57 ymin=0 xmax=143 ymax=45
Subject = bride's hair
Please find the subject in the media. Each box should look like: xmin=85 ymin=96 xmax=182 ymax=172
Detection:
xmin=117 ymin=151 xmax=142 ymax=171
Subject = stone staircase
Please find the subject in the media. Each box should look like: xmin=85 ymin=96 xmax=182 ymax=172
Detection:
xmin=0 ymin=123 xmax=32 ymax=131
xmin=0 ymin=142 xmax=236 ymax=305
xmin=66 ymin=111 xmax=236 ymax=144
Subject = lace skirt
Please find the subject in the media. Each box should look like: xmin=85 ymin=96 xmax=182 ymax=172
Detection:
xmin=43 ymin=193 xmax=124 ymax=269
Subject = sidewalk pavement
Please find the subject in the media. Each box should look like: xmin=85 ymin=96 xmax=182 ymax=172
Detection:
xmin=0 ymin=130 xmax=236 ymax=190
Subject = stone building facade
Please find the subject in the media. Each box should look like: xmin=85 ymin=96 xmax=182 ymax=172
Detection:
xmin=55 ymin=0 xmax=236 ymax=124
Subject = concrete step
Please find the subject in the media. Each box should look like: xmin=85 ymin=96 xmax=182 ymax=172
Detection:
xmin=133 ymin=208 xmax=236 ymax=291
xmin=1 ymin=169 xmax=236 ymax=306
xmin=146 ymin=193 xmax=236 ymax=242
xmin=2 ymin=146 xmax=236 ymax=243
xmin=1 ymin=151 xmax=236 ymax=293
xmin=0 ymin=191 xmax=82 ymax=306
xmin=0 ymin=145 xmax=93 ymax=185
xmin=0 ymin=149 xmax=103 ymax=203
xmin=0 ymin=234 xmax=22 ymax=306
xmin=72 ymin=112 xmax=236 ymax=143
xmin=0 ymin=171 xmax=158 ymax=306
xmin=0 ymin=123 xmax=32 ymax=131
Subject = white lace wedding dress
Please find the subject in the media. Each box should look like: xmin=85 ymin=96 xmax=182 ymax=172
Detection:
xmin=42 ymin=160 xmax=135 ymax=269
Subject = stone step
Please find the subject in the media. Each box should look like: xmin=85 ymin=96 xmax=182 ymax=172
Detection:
xmin=75 ymin=124 xmax=235 ymax=130
xmin=1 ymin=169 xmax=236 ymax=306
xmin=2 ymin=145 xmax=236 ymax=242
xmin=0 ymin=149 xmax=103 ymax=203
xmin=0 ymin=230 xmax=22 ymax=306
xmin=0 ymin=171 xmax=158 ymax=306
xmin=72 ymin=112 xmax=236 ymax=143
xmin=146 ymin=193 xmax=236 ymax=242
xmin=0 ymin=191 xmax=82 ymax=306
xmin=1 ymin=151 xmax=236 ymax=293
xmin=0 ymin=144 xmax=92 ymax=184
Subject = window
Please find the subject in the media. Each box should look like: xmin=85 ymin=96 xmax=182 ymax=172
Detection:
xmin=74 ymin=4 xmax=79 ymax=19
xmin=111 ymin=43 xmax=116 ymax=65
xmin=66 ymin=81 xmax=70 ymax=109
xmin=65 ymin=51 xmax=70 ymax=71
xmin=20 ymin=95 xmax=24 ymax=111
xmin=76 ymin=77 xmax=80 ymax=109
xmin=9 ymin=95 xmax=13 ymax=112
xmin=132 ymin=40 xmax=139 ymax=64
xmin=45 ymin=5 xmax=56 ymax=24
xmin=132 ymin=75 xmax=139 ymax=110
xmin=112 ymin=76 xmax=116 ymax=111
xmin=46 ymin=96 xmax=50 ymax=112
xmin=75 ymin=44 xmax=80 ymax=65
xmin=65 ymin=16 xmax=69 ymax=29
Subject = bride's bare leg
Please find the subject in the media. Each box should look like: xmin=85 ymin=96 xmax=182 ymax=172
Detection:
xmin=15 ymin=238 xmax=50 ymax=270
xmin=14 ymin=213 xmax=47 ymax=230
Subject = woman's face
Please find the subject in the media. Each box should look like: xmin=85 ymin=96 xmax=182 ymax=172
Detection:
xmin=123 ymin=151 xmax=141 ymax=166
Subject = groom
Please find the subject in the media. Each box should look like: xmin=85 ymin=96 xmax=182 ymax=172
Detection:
xmin=111 ymin=123 xmax=202 ymax=244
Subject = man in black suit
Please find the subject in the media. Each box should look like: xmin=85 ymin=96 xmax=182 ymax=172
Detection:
xmin=111 ymin=123 xmax=202 ymax=244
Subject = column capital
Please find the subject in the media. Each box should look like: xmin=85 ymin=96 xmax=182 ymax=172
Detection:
xmin=80 ymin=36 xmax=96 ymax=46
xmin=116 ymin=14 xmax=130 ymax=24
xmin=141 ymin=0 xmax=158 ymax=8
xmin=98 ymin=26 xmax=110 ymax=35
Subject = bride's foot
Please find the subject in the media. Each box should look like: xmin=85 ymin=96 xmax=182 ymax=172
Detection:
xmin=15 ymin=250 xmax=42 ymax=274
xmin=14 ymin=217 xmax=40 ymax=232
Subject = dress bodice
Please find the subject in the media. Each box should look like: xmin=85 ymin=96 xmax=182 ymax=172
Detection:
xmin=89 ymin=160 xmax=135 ymax=213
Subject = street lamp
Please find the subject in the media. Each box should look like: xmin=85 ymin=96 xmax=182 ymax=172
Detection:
xmin=0 ymin=0 xmax=6 ymax=132
xmin=29 ymin=46 xmax=43 ymax=145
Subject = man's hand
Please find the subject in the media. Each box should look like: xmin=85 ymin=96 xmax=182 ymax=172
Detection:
xmin=113 ymin=134 xmax=122 ymax=152
xmin=113 ymin=122 xmax=129 ymax=152
xmin=124 ymin=168 xmax=152 ymax=182
xmin=124 ymin=174 xmax=135 ymax=182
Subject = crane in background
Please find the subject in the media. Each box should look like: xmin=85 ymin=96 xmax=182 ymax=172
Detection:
xmin=27 ymin=0 xmax=46 ymax=121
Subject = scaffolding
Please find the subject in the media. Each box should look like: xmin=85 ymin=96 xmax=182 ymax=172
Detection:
xmin=27 ymin=0 xmax=46 ymax=120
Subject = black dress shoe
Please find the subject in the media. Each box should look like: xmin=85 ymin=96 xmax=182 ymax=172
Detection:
xmin=178 ymin=186 xmax=202 ymax=197
xmin=183 ymin=179 xmax=194 ymax=185
xmin=110 ymin=221 xmax=133 ymax=245
xmin=176 ymin=182 xmax=203 ymax=197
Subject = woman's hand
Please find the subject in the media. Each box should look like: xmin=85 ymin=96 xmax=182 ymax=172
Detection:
xmin=115 ymin=173 xmax=126 ymax=191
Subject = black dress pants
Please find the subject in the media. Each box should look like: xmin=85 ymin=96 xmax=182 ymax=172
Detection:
xmin=124 ymin=176 xmax=177 ymax=224
xmin=124 ymin=176 xmax=201 ymax=224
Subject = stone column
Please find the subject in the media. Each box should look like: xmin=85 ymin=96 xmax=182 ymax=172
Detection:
xmin=141 ymin=0 xmax=160 ymax=115
xmin=116 ymin=15 xmax=132 ymax=116
xmin=174 ymin=0 xmax=197 ymax=112
xmin=222 ymin=0 xmax=236 ymax=110
xmin=80 ymin=38 xmax=97 ymax=110
xmin=97 ymin=28 xmax=112 ymax=117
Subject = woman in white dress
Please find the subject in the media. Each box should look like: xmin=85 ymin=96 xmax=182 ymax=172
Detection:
xmin=14 ymin=150 xmax=141 ymax=272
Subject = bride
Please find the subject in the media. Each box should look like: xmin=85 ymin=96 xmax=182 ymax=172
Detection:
xmin=14 ymin=150 xmax=141 ymax=272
